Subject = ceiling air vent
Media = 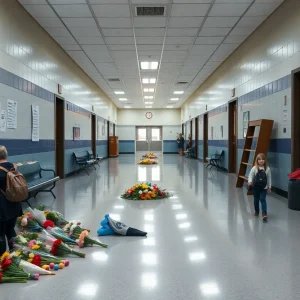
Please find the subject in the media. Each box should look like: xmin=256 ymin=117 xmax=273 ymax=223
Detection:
xmin=135 ymin=6 xmax=166 ymax=16
xmin=176 ymin=81 xmax=188 ymax=85
xmin=108 ymin=78 xmax=121 ymax=82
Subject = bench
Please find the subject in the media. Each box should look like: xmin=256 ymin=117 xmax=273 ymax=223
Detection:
xmin=87 ymin=150 xmax=102 ymax=168
xmin=184 ymin=146 xmax=195 ymax=158
xmin=73 ymin=151 xmax=96 ymax=175
xmin=206 ymin=150 xmax=224 ymax=170
xmin=17 ymin=161 xmax=59 ymax=206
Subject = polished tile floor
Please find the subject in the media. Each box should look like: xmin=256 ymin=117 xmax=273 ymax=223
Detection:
xmin=2 ymin=154 xmax=300 ymax=300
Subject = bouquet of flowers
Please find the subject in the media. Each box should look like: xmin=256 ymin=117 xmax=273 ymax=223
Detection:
xmin=37 ymin=205 xmax=69 ymax=226
xmin=16 ymin=213 xmax=41 ymax=231
xmin=142 ymin=152 xmax=158 ymax=159
xmin=27 ymin=207 xmax=55 ymax=229
xmin=0 ymin=273 xmax=27 ymax=283
xmin=121 ymin=182 xmax=171 ymax=200
xmin=47 ymin=227 xmax=77 ymax=244
xmin=38 ymin=231 xmax=85 ymax=258
xmin=69 ymin=225 xmax=107 ymax=248
xmin=137 ymin=159 xmax=158 ymax=165
xmin=11 ymin=235 xmax=47 ymax=252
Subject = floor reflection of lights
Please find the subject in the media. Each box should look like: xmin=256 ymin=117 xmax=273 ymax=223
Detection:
xmin=178 ymin=222 xmax=190 ymax=229
xmin=142 ymin=253 xmax=157 ymax=265
xmin=142 ymin=273 xmax=157 ymax=289
xmin=184 ymin=236 xmax=198 ymax=243
xmin=199 ymin=283 xmax=220 ymax=296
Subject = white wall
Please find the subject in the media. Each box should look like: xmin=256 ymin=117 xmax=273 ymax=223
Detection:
xmin=117 ymin=109 xmax=181 ymax=126
xmin=181 ymin=0 xmax=299 ymax=123
xmin=65 ymin=110 xmax=91 ymax=141
xmin=0 ymin=0 xmax=116 ymax=121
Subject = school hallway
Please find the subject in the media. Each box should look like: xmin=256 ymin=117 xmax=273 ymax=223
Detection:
xmin=1 ymin=154 xmax=299 ymax=300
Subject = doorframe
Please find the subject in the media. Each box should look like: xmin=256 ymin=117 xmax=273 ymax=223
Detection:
xmin=292 ymin=68 xmax=300 ymax=171
xmin=54 ymin=95 xmax=65 ymax=179
xmin=203 ymin=113 xmax=208 ymax=162
xmin=228 ymin=98 xmax=238 ymax=174
xmin=195 ymin=117 xmax=199 ymax=158
xmin=190 ymin=120 xmax=192 ymax=138
xmin=107 ymin=121 xmax=110 ymax=157
xmin=91 ymin=114 xmax=96 ymax=156
xmin=113 ymin=123 xmax=115 ymax=136
xmin=182 ymin=123 xmax=184 ymax=135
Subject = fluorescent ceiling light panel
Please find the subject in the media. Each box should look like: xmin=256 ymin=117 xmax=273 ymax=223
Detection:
xmin=124 ymin=105 xmax=131 ymax=108
xmin=119 ymin=98 xmax=127 ymax=101
xmin=145 ymin=106 xmax=152 ymax=108
xmin=142 ymin=78 xmax=156 ymax=84
xmin=166 ymin=105 xmax=174 ymax=108
xmin=140 ymin=62 xmax=159 ymax=70
xmin=144 ymin=88 xmax=155 ymax=92
xmin=174 ymin=91 xmax=184 ymax=94
xmin=170 ymin=98 xmax=179 ymax=101
xmin=114 ymin=91 xmax=125 ymax=94
xmin=144 ymin=102 xmax=153 ymax=104
xmin=144 ymin=96 xmax=154 ymax=99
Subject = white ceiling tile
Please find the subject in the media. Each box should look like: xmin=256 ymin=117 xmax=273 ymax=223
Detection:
xmin=62 ymin=18 xmax=97 ymax=27
xmin=185 ymin=55 xmax=210 ymax=64
xmin=139 ymin=55 xmax=161 ymax=61
xmin=19 ymin=0 xmax=47 ymax=3
xmin=97 ymin=18 xmax=132 ymax=28
xmin=81 ymin=44 xmax=109 ymax=52
xmin=209 ymin=4 xmax=249 ymax=16
xmin=171 ymin=4 xmax=210 ymax=16
xmin=135 ymin=28 xmax=165 ymax=37
xmin=236 ymin=16 xmax=266 ymax=27
xmin=109 ymin=45 xmax=136 ymax=50
xmin=161 ymin=56 xmax=186 ymax=63
xmin=86 ymin=51 xmax=113 ymax=62
xmin=223 ymin=35 xmax=247 ymax=43
xmin=134 ymin=17 xmax=167 ymax=28
xmin=136 ymin=37 xmax=164 ymax=44
xmin=203 ymin=17 xmax=240 ymax=27
xmin=91 ymin=4 xmax=130 ymax=17
xmin=138 ymin=50 xmax=162 ymax=57
xmin=190 ymin=44 xmax=219 ymax=55
xmin=167 ymin=27 xmax=199 ymax=37
xmin=173 ymin=0 xmax=213 ymax=2
xmin=53 ymin=36 xmax=77 ymax=45
xmin=195 ymin=36 xmax=224 ymax=44
xmin=61 ymin=44 xmax=81 ymax=50
xmin=131 ymin=0 xmax=168 ymax=3
xmin=53 ymin=4 xmax=92 ymax=17
xmin=160 ymin=63 xmax=183 ymax=70
xmin=102 ymin=28 xmax=133 ymax=36
xmin=199 ymin=27 xmax=231 ymax=36
xmin=90 ymin=0 xmax=128 ymax=3
xmin=215 ymin=0 xmax=252 ymax=3
xmin=106 ymin=37 xmax=135 ymax=44
xmin=76 ymin=36 xmax=105 ymax=44
xmin=245 ymin=3 xmax=281 ymax=17
xmin=164 ymin=44 xmax=191 ymax=50
xmin=48 ymin=0 xmax=85 ymax=3
xmin=36 ymin=17 xmax=64 ymax=27
xmin=229 ymin=27 xmax=255 ymax=35
xmin=68 ymin=27 xmax=102 ymax=37
xmin=23 ymin=5 xmax=57 ymax=17
xmin=169 ymin=17 xmax=204 ymax=27
xmin=111 ymin=51 xmax=136 ymax=60
xmin=45 ymin=27 xmax=71 ymax=37
xmin=165 ymin=36 xmax=195 ymax=44
xmin=137 ymin=45 xmax=162 ymax=51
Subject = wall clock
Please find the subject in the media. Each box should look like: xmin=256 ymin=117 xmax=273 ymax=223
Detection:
xmin=145 ymin=112 xmax=153 ymax=119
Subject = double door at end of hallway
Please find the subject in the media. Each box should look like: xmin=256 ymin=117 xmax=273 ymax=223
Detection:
xmin=136 ymin=126 xmax=162 ymax=152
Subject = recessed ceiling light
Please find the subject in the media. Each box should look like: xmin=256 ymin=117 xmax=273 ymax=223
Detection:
xmin=145 ymin=106 xmax=152 ymax=108
xmin=124 ymin=105 xmax=131 ymax=108
xmin=170 ymin=98 xmax=179 ymax=101
xmin=144 ymin=96 xmax=154 ymax=99
xmin=144 ymin=88 xmax=155 ymax=92
xmin=145 ymin=102 xmax=153 ymax=104
xmin=114 ymin=91 xmax=124 ymax=94
xmin=174 ymin=91 xmax=184 ymax=94
xmin=166 ymin=105 xmax=173 ymax=108
xmin=140 ymin=62 xmax=159 ymax=70
xmin=119 ymin=98 xmax=127 ymax=101
xmin=142 ymin=78 xmax=156 ymax=84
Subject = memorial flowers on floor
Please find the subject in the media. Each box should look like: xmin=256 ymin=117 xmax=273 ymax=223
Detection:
xmin=137 ymin=158 xmax=158 ymax=165
xmin=142 ymin=152 xmax=158 ymax=159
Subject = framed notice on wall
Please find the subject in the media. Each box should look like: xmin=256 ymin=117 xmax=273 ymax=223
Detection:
xmin=243 ymin=111 xmax=250 ymax=138
xmin=73 ymin=127 xmax=80 ymax=140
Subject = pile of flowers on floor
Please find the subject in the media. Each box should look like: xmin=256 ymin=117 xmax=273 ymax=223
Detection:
xmin=142 ymin=152 xmax=158 ymax=159
xmin=137 ymin=158 xmax=158 ymax=165
xmin=121 ymin=182 xmax=171 ymax=200
xmin=0 ymin=206 xmax=107 ymax=284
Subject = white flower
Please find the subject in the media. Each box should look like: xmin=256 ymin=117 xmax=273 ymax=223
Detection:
xmin=150 ymin=186 xmax=154 ymax=190
xmin=139 ymin=190 xmax=143 ymax=194
xmin=143 ymin=189 xmax=148 ymax=193
xmin=148 ymin=191 xmax=152 ymax=194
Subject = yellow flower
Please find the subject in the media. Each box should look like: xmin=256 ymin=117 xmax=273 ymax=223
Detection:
xmin=141 ymin=183 xmax=149 ymax=189
xmin=1 ymin=251 xmax=9 ymax=260
xmin=29 ymin=253 xmax=35 ymax=258
xmin=27 ymin=259 xmax=33 ymax=263
xmin=32 ymin=245 xmax=40 ymax=250
xmin=16 ymin=251 xmax=21 ymax=256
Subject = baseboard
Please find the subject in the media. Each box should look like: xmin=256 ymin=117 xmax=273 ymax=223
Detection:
xmin=119 ymin=152 xmax=135 ymax=154
xmin=271 ymin=186 xmax=288 ymax=198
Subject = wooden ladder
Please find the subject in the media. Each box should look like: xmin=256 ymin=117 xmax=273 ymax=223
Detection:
xmin=236 ymin=119 xmax=274 ymax=194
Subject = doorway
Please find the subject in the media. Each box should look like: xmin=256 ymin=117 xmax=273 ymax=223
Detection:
xmin=228 ymin=100 xmax=238 ymax=173
xmin=203 ymin=113 xmax=208 ymax=162
xmin=113 ymin=123 xmax=115 ymax=136
xmin=91 ymin=114 xmax=96 ymax=156
xmin=190 ymin=120 xmax=192 ymax=138
xmin=136 ymin=126 xmax=163 ymax=152
xmin=107 ymin=121 xmax=110 ymax=156
xmin=182 ymin=124 xmax=184 ymax=135
xmin=55 ymin=97 xmax=65 ymax=179
xmin=195 ymin=117 xmax=199 ymax=158
xmin=292 ymin=69 xmax=300 ymax=171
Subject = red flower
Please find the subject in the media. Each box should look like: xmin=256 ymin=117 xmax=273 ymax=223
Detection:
xmin=0 ymin=273 xmax=2 ymax=281
xmin=32 ymin=255 xmax=41 ymax=267
xmin=1 ymin=258 xmax=12 ymax=271
xmin=50 ymin=239 xmax=62 ymax=256
xmin=43 ymin=220 xmax=55 ymax=229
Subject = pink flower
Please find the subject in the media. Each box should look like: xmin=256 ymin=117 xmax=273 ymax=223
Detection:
xmin=21 ymin=217 xmax=28 ymax=226
xmin=28 ymin=240 xmax=36 ymax=248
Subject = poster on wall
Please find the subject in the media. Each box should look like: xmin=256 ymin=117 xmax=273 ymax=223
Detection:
xmin=102 ymin=125 xmax=105 ymax=136
xmin=7 ymin=99 xmax=17 ymax=129
xmin=31 ymin=105 xmax=39 ymax=141
xmin=73 ymin=127 xmax=80 ymax=140
xmin=97 ymin=121 xmax=101 ymax=139
xmin=0 ymin=110 xmax=6 ymax=132
xmin=243 ymin=111 xmax=250 ymax=138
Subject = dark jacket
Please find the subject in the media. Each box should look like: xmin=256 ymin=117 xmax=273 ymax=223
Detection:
xmin=0 ymin=162 xmax=22 ymax=221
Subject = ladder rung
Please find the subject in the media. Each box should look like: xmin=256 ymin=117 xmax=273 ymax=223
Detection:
xmin=249 ymin=120 xmax=262 ymax=127
xmin=246 ymin=136 xmax=258 ymax=139
xmin=245 ymin=149 xmax=255 ymax=152
xmin=239 ymin=175 xmax=248 ymax=181
xmin=242 ymin=162 xmax=252 ymax=166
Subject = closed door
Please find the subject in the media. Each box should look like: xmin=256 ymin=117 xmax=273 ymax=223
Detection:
xmin=136 ymin=127 xmax=162 ymax=152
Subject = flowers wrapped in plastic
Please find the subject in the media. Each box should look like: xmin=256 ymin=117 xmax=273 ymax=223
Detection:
xmin=37 ymin=205 xmax=69 ymax=226
xmin=137 ymin=159 xmax=158 ymax=165
xmin=26 ymin=207 xmax=55 ymax=229
xmin=69 ymin=224 xmax=107 ymax=248
xmin=11 ymin=235 xmax=47 ymax=252
xmin=46 ymin=227 xmax=77 ymax=245
xmin=16 ymin=213 xmax=41 ymax=231
xmin=142 ymin=152 xmax=158 ymax=159
xmin=0 ymin=272 xmax=27 ymax=283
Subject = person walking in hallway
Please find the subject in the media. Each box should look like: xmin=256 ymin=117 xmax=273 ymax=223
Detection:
xmin=177 ymin=133 xmax=184 ymax=156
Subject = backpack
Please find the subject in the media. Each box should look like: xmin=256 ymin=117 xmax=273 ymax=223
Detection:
xmin=0 ymin=165 xmax=28 ymax=202
xmin=253 ymin=168 xmax=267 ymax=190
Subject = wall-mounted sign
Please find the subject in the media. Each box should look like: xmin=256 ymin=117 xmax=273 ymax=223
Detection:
xmin=58 ymin=84 xmax=62 ymax=94
xmin=73 ymin=127 xmax=80 ymax=140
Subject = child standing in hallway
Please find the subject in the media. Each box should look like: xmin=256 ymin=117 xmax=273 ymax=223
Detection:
xmin=248 ymin=153 xmax=271 ymax=222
